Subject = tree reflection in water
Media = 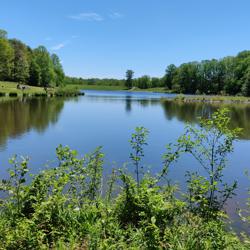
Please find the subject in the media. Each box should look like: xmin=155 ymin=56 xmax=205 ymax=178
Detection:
xmin=161 ymin=100 xmax=250 ymax=140
xmin=0 ymin=97 xmax=65 ymax=150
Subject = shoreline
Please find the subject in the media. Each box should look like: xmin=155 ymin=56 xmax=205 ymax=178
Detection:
xmin=162 ymin=94 xmax=250 ymax=104
xmin=2 ymin=81 xmax=250 ymax=104
xmin=78 ymin=85 xmax=250 ymax=103
xmin=0 ymin=81 xmax=84 ymax=98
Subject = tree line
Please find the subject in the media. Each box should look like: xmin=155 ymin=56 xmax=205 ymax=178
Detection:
xmin=0 ymin=29 xmax=64 ymax=87
xmin=64 ymin=52 xmax=250 ymax=97
xmin=2 ymin=28 xmax=250 ymax=96
xmin=64 ymin=76 xmax=125 ymax=87
xmin=164 ymin=51 xmax=250 ymax=96
xmin=124 ymin=51 xmax=250 ymax=96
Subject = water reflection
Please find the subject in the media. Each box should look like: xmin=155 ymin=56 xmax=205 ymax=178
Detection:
xmin=162 ymin=100 xmax=250 ymax=139
xmin=125 ymin=96 xmax=132 ymax=113
xmin=101 ymin=93 xmax=250 ymax=140
xmin=81 ymin=90 xmax=250 ymax=141
xmin=1 ymin=94 xmax=250 ymax=152
xmin=0 ymin=92 xmax=248 ymax=232
xmin=0 ymin=97 xmax=65 ymax=150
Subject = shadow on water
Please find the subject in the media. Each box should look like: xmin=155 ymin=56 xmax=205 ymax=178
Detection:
xmin=0 ymin=97 xmax=66 ymax=150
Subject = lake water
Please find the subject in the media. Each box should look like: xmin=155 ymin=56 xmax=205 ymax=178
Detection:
xmin=0 ymin=90 xmax=249 ymax=230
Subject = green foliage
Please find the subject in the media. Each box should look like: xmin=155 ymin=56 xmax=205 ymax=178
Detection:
xmin=9 ymin=39 xmax=30 ymax=83
xmin=0 ymin=29 xmax=65 ymax=87
xmin=33 ymin=46 xmax=56 ymax=87
xmin=134 ymin=75 xmax=151 ymax=89
xmin=0 ymin=36 xmax=14 ymax=81
xmin=54 ymin=85 xmax=81 ymax=97
xmin=67 ymin=49 xmax=250 ymax=96
xmin=163 ymin=213 xmax=243 ymax=250
xmin=51 ymin=54 xmax=65 ymax=87
xmin=161 ymin=108 xmax=241 ymax=219
xmin=125 ymin=69 xmax=134 ymax=89
xmin=64 ymin=76 xmax=125 ymax=88
xmin=29 ymin=58 xmax=41 ymax=85
xmin=151 ymin=77 xmax=163 ymax=88
xmin=164 ymin=51 xmax=250 ymax=96
xmin=184 ymin=109 xmax=240 ymax=218
xmin=129 ymin=127 xmax=149 ymax=186
xmin=164 ymin=64 xmax=177 ymax=90
xmin=2 ymin=27 xmax=250 ymax=96
xmin=0 ymin=155 xmax=29 ymax=217
xmin=0 ymin=109 xmax=249 ymax=249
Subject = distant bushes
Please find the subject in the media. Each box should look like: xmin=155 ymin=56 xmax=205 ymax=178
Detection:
xmin=64 ymin=76 xmax=125 ymax=88
xmin=54 ymin=85 xmax=82 ymax=97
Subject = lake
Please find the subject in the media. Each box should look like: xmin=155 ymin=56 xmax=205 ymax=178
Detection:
xmin=0 ymin=90 xmax=249 ymax=230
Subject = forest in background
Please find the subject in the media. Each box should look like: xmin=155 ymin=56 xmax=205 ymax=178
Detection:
xmin=0 ymin=29 xmax=64 ymax=87
xmin=1 ymin=28 xmax=250 ymax=96
xmin=63 ymin=51 xmax=250 ymax=97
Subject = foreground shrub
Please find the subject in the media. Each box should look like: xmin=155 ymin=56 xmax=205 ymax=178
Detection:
xmin=0 ymin=109 xmax=249 ymax=249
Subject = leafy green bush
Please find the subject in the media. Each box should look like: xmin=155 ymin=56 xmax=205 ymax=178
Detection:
xmin=0 ymin=109 xmax=249 ymax=249
xmin=55 ymin=86 xmax=81 ymax=97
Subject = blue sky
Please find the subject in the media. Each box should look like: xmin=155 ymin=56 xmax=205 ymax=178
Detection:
xmin=1 ymin=0 xmax=250 ymax=78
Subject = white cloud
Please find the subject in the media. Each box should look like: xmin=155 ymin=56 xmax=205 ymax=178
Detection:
xmin=109 ymin=12 xmax=123 ymax=19
xmin=50 ymin=42 xmax=66 ymax=51
xmin=69 ymin=12 xmax=104 ymax=21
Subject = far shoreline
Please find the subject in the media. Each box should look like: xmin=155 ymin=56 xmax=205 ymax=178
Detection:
xmin=2 ymin=81 xmax=250 ymax=104
xmin=79 ymin=85 xmax=250 ymax=104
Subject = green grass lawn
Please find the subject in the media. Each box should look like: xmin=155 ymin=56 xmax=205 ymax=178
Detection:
xmin=0 ymin=81 xmax=46 ymax=96
xmin=0 ymin=82 xmax=169 ymax=95
xmin=0 ymin=82 xmax=82 ymax=97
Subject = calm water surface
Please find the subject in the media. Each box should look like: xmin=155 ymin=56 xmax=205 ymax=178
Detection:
xmin=0 ymin=90 xmax=249 ymax=229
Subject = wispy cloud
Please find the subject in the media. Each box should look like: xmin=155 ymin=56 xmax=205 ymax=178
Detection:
xmin=109 ymin=12 xmax=123 ymax=19
xmin=45 ymin=37 xmax=52 ymax=41
xmin=69 ymin=12 xmax=104 ymax=21
xmin=50 ymin=42 xmax=67 ymax=51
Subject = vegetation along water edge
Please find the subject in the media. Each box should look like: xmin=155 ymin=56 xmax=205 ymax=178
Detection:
xmin=0 ymin=109 xmax=250 ymax=249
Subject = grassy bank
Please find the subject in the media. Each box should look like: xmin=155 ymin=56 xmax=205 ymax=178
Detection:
xmin=3 ymin=81 xmax=250 ymax=102
xmin=165 ymin=94 xmax=250 ymax=104
xmin=0 ymin=81 xmax=83 ymax=97
xmin=0 ymin=81 xmax=47 ymax=96
xmin=130 ymin=86 xmax=168 ymax=93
